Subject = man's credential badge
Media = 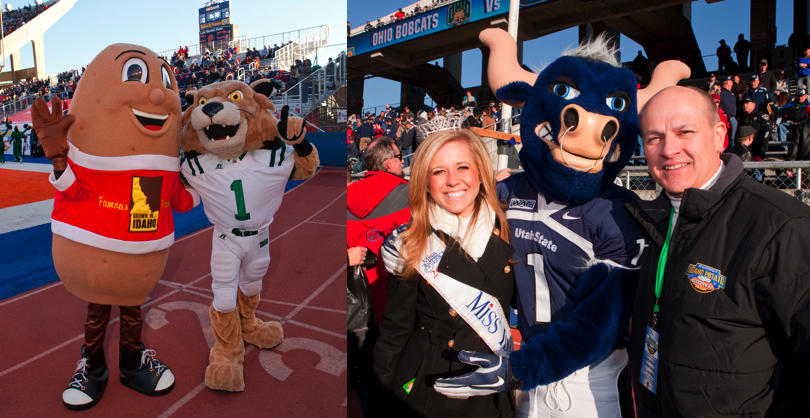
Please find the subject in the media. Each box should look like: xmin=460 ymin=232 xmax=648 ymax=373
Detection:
xmin=687 ymin=263 xmax=726 ymax=293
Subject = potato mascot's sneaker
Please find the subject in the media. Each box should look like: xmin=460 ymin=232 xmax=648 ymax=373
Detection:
xmin=62 ymin=345 xmax=108 ymax=411
xmin=119 ymin=344 xmax=175 ymax=396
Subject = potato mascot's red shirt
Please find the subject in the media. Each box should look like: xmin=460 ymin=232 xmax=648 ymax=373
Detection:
xmin=50 ymin=142 xmax=199 ymax=254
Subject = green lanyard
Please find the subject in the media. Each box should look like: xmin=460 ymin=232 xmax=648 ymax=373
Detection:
xmin=653 ymin=208 xmax=675 ymax=324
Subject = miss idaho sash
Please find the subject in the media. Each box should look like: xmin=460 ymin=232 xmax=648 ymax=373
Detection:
xmin=419 ymin=234 xmax=513 ymax=357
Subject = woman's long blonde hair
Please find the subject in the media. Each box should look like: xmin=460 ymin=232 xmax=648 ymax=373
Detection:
xmin=397 ymin=129 xmax=510 ymax=279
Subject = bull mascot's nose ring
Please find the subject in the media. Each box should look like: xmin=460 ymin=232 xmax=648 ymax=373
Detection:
xmin=557 ymin=125 xmax=610 ymax=172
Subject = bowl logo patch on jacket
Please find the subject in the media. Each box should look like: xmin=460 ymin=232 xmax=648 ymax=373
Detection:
xmin=687 ymin=263 xmax=726 ymax=293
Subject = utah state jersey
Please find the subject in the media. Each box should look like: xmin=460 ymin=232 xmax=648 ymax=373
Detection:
xmin=497 ymin=173 xmax=645 ymax=341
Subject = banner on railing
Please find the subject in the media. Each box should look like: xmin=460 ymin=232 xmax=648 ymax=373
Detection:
xmin=348 ymin=0 xmax=508 ymax=57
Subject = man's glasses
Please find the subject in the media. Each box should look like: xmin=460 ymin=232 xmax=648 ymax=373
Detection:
xmin=387 ymin=154 xmax=403 ymax=162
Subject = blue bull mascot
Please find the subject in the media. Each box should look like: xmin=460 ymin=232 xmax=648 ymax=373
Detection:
xmin=434 ymin=28 xmax=690 ymax=417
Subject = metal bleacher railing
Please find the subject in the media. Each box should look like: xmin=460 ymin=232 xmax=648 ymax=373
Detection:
xmin=617 ymin=160 xmax=810 ymax=204
xmin=273 ymin=51 xmax=346 ymax=119
xmin=156 ymin=25 xmax=330 ymax=64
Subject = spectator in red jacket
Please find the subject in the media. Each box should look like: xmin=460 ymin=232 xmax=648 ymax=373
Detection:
xmin=347 ymin=137 xmax=410 ymax=321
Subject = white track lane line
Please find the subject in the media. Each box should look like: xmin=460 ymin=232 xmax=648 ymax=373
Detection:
xmin=0 ymin=282 xmax=62 ymax=307
xmin=158 ymin=282 xmax=346 ymax=339
xmin=158 ymin=280 xmax=345 ymax=314
xmin=283 ymin=266 xmax=345 ymax=321
xmin=305 ymin=220 xmax=346 ymax=227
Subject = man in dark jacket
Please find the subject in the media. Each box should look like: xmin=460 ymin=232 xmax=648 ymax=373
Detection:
xmin=629 ymin=86 xmax=810 ymax=418
xmin=789 ymin=116 xmax=810 ymax=162
xmin=399 ymin=120 xmax=416 ymax=167
xmin=733 ymin=34 xmax=752 ymax=70
xmin=737 ymin=96 xmax=771 ymax=158
xmin=356 ymin=118 xmax=375 ymax=150
xmin=716 ymin=39 xmax=733 ymax=75
xmin=743 ymin=74 xmax=775 ymax=109
xmin=756 ymin=59 xmax=778 ymax=93
xmin=719 ymin=76 xmax=737 ymax=143
xmin=726 ymin=125 xmax=754 ymax=162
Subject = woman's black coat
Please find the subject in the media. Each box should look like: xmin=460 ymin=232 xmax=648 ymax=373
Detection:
xmin=369 ymin=228 xmax=516 ymax=418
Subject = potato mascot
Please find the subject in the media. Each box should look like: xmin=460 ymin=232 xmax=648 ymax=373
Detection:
xmin=179 ymin=79 xmax=319 ymax=392
xmin=32 ymin=44 xmax=197 ymax=410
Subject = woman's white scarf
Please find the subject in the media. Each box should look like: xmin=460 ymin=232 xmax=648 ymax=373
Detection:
xmin=429 ymin=201 xmax=495 ymax=261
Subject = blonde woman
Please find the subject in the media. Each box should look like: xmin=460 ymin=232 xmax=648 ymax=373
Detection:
xmin=370 ymin=129 xmax=515 ymax=418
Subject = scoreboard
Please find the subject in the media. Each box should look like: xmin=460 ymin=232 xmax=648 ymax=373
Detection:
xmin=199 ymin=1 xmax=233 ymax=51
xmin=199 ymin=1 xmax=231 ymax=30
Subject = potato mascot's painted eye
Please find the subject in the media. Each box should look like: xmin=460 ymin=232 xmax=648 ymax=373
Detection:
xmin=122 ymin=57 xmax=148 ymax=83
xmin=199 ymin=97 xmax=208 ymax=106
xmin=161 ymin=67 xmax=172 ymax=89
xmin=228 ymin=90 xmax=243 ymax=101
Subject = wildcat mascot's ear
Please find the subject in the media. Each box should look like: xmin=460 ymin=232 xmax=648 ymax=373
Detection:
xmin=250 ymin=79 xmax=283 ymax=109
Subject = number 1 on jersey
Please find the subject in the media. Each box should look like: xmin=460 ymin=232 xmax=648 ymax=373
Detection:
xmin=527 ymin=253 xmax=552 ymax=322
xmin=230 ymin=179 xmax=251 ymax=221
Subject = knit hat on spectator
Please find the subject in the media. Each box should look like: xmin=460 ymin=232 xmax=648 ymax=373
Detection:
xmin=800 ymin=88 xmax=808 ymax=96
xmin=710 ymin=94 xmax=721 ymax=104
xmin=760 ymin=59 xmax=768 ymax=65
xmin=736 ymin=126 xmax=756 ymax=139
xmin=742 ymin=95 xmax=755 ymax=103
xmin=750 ymin=74 xmax=759 ymax=81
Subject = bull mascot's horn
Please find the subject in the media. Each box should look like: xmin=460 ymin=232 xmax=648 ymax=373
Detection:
xmin=479 ymin=28 xmax=691 ymax=112
xmin=480 ymin=29 xmax=537 ymax=108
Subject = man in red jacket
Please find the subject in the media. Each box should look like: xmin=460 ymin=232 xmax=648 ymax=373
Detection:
xmin=347 ymin=137 xmax=410 ymax=321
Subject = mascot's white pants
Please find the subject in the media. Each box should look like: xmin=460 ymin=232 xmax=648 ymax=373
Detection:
xmin=515 ymin=348 xmax=628 ymax=418
xmin=210 ymin=224 xmax=271 ymax=313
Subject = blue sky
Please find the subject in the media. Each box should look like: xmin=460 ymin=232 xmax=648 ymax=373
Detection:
xmin=349 ymin=0 xmax=794 ymax=111
xmin=2 ymin=0 xmax=346 ymax=76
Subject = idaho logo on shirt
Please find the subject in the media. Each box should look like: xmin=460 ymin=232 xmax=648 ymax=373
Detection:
xmin=129 ymin=176 xmax=163 ymax=232
xmin=686 ymin=263 xmax=726 ymax=293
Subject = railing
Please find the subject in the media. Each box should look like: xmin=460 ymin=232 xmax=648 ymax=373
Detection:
xmin=277 ymin=51 xmax=346 ymax=117
xmin=156 ymin=24 xmax=330 ymax=60
xmin=618 ymin=161 xmax=810 ymax=204
xmin=273 ymin=24 xmax=331 ymax=71
xmin=0 ymin=90 xmax=63 ymax=120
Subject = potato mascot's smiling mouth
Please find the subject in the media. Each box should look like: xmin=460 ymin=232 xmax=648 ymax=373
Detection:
xmin=132 ymin=108 xmax=168 ymax=131
xmin=203 ymin=123 xmax=240 ymax=141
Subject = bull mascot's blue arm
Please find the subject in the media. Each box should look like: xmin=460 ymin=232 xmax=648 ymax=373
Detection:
xmin=435 ymin=28 xmax=690 ymax=399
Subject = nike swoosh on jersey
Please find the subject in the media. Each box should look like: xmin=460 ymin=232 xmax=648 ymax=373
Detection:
xmin=471 ymin=376 xmax=505 ymax=388
xmin=562 ymin=211 xmax=580 ymax=220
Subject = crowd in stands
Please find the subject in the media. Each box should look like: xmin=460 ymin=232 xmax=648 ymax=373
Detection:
xmin=1 ymin=2 xmax=50 ymax=38
xmin=0 ymin=42 xmax=340 ymax=118
xmin=354 ymin=0 xmax=459 ymax=34
xmin=0 ymin=69 xmax=78 ymax=111
xmin=693 ymin=44 xmax=810 ymax=169
xmin=347 ymin=96 xmax=504 ymax=173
